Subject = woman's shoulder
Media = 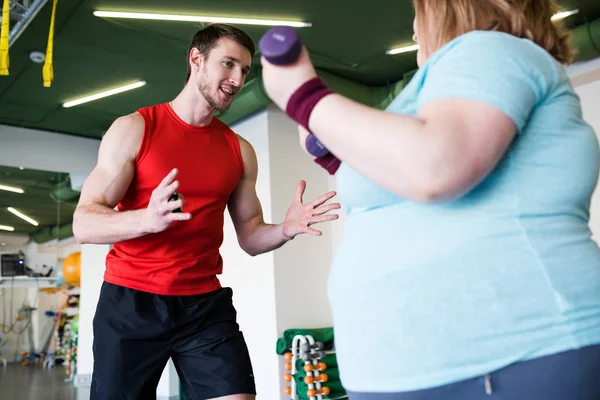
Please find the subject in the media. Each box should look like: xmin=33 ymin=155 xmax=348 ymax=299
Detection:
xmin=427 ymin=30 xmax=563 ymax=84
xmin=437 ymin=30 xmax=557 ymax=65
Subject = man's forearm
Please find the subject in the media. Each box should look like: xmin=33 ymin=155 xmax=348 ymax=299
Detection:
xmin=240 ymin=223 xmax=291 ymax=256
xmin=73 ymin=203 xmax=151 ymax=245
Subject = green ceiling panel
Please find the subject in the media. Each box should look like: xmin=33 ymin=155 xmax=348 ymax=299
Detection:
xmin=1 ymin=0 xmax=595 ymax=139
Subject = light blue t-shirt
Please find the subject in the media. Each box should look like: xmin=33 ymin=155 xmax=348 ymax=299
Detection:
xmin=328 ymin=30 xmax=600 ymax=392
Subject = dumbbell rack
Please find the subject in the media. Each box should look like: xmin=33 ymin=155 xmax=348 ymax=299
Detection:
xmin=283 ymin=334 xmax=331 ymax=400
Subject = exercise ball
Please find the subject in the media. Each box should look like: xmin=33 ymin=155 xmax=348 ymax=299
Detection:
xmin=62 ymin=252 xmax=81 ymax=287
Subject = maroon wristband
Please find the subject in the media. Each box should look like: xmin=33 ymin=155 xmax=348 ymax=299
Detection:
xmin=286 ymin=77 xmax=333 ymax=131
xmin=314 ymin=154 xmax=341 ymax=175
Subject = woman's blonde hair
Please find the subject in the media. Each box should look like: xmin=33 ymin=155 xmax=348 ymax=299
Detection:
xmin=413 ymin=0 xmax=576 ymax=64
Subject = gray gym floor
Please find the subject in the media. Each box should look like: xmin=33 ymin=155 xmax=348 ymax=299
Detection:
xmin=0 ymin=364 xmax=90 ymax=400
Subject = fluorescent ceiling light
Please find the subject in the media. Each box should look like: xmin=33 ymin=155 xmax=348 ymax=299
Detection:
xmin=552 ymin=9 xmax=579 ymax=21
xmin=7 ymin=207 xmax=39 ymax=226
xmin=93 ymin=11 xmax=312 ymax=27
xmin=0 ymin=225 xmax=14 ymax=232
xmin=386 ymin=44 xmax=420 ymax=55
xmin=0 ymin=184 xmax=24 ymax=194
xmin=63 ymin=81 xmax=147 ymax=108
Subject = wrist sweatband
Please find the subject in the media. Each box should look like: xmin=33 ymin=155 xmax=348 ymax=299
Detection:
xmin=286 ymin=77 xmax=340 ymax=174
xmin=285 ymin=77 xmax=333 ymax=131
xmin=314 ymin=153 xmax=341 ymax=175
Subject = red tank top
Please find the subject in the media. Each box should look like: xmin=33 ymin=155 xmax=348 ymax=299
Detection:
xmin=104 ymin=103 xmax=244 ymax=295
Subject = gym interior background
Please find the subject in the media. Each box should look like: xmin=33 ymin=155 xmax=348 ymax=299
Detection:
xmin=1 ymin=0 xmax=600 ymax=399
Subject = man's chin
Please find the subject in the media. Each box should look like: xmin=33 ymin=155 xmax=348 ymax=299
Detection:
xmin=215 ymin=100 xmax=234 ymax=112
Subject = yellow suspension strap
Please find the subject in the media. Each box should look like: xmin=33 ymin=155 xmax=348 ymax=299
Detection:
xmin=42 ymin=0 xmax=59 ymax=87
xmin=0 ymin=0 xmax=10 ymax=75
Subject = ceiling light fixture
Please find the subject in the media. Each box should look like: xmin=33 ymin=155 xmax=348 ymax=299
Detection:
xmin=386 ymin=44 xmax=420 ymax=55
xmin=7 ymin=207 xmax=39 ymax=226
xmin=551 ymin=9 xmax=579 ymax=21
xmin=63 ymin=81 xmax=147 ymax=108
xmin=0 ymin=184 xmax=24 ymax=194
xmin=93 ymin=11 xmax=312 ymax=27
xmin=0 ymin=225 xmax=15 ymax=232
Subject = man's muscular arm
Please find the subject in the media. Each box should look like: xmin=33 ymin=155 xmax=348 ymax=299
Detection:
xmin=73 ymin=114 xmax=190 ymax=244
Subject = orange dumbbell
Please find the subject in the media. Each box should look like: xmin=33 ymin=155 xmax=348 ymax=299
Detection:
xmin=307 ymin=387 xmax=330 ymax=397
xmin=284 ymin=373 xmax=292 ymax=382
xmin=285 ymin=362 xmax=292 ymax=371
xmin=305 ymin=373 xmax=328 ymax=384
xmin=284 ymin=352 xmax=293 ymax=361
xmin=284 ymin=386 xmax=292 ymax=395
xmin=304 ymin=362 xmax=327 ymax=373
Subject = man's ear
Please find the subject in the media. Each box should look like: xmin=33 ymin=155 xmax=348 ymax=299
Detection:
xmin=189 ymin=48 xmax=204 ymax=74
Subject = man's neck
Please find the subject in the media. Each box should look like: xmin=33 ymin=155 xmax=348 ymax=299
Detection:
xmin=170 ymin=84 xmax=215 ymax=127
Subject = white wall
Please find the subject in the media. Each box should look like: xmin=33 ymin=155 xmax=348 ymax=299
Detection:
xmin=0 ymin=125 xmax=100 ymax=176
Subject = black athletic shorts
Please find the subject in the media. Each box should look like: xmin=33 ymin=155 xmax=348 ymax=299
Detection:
xmin=90 ymin=282 xmax=256 ymax=400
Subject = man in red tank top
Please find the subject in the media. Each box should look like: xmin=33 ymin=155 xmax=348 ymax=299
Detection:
xmin=73 ymin=24 xmax=340 ymax=400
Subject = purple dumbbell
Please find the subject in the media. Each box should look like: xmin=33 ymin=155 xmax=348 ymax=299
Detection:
xmin=259 ymin=26 xmax=303 ymax=66
xmin=259 ymin=26 xmax=331 ymax=158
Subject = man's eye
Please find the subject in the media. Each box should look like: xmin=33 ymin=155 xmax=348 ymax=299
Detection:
xmin=224 ymin=61 xmax=233 ymax=67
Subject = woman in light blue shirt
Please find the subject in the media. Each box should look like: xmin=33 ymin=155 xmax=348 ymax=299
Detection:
xmin=261 ymin=0 xmax=600 ymax=398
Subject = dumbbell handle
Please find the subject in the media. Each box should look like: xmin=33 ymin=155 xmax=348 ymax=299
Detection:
xmin=169 ymin=192 xmax=182 ymax=213
xmin=259 ymin=26 xmax=330 ymax=158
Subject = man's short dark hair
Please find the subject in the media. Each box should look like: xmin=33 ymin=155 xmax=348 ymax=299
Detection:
xmin=185 ymin=24 xmax=255 ymax=82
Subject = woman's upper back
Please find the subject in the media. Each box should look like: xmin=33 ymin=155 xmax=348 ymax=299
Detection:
xmin=338 ymin=30 xmax=599 ymax=217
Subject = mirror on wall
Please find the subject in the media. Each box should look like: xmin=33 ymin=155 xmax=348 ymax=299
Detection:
xmin=0 ymin=165 xmax=79 ymax=278
xmin=0 ymin=164 xmax=82 ymax=365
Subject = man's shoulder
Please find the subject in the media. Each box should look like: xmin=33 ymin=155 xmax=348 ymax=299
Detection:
xmin=109 ymin=112 xmax=145 ymax=135
xmin=101 ymin=113 xmax=146 ymax=161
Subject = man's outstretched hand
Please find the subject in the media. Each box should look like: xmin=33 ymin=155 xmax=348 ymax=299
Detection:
xmin=282 ymin=180 xmax=341 ymax=239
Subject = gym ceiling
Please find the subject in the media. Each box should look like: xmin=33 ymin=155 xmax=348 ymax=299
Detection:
xmin=0 ymin=0 xmax=599 ymax=242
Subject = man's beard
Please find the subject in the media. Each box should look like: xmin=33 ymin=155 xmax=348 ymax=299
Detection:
xmin=199 ymin=78 xmax=231 ymax=112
